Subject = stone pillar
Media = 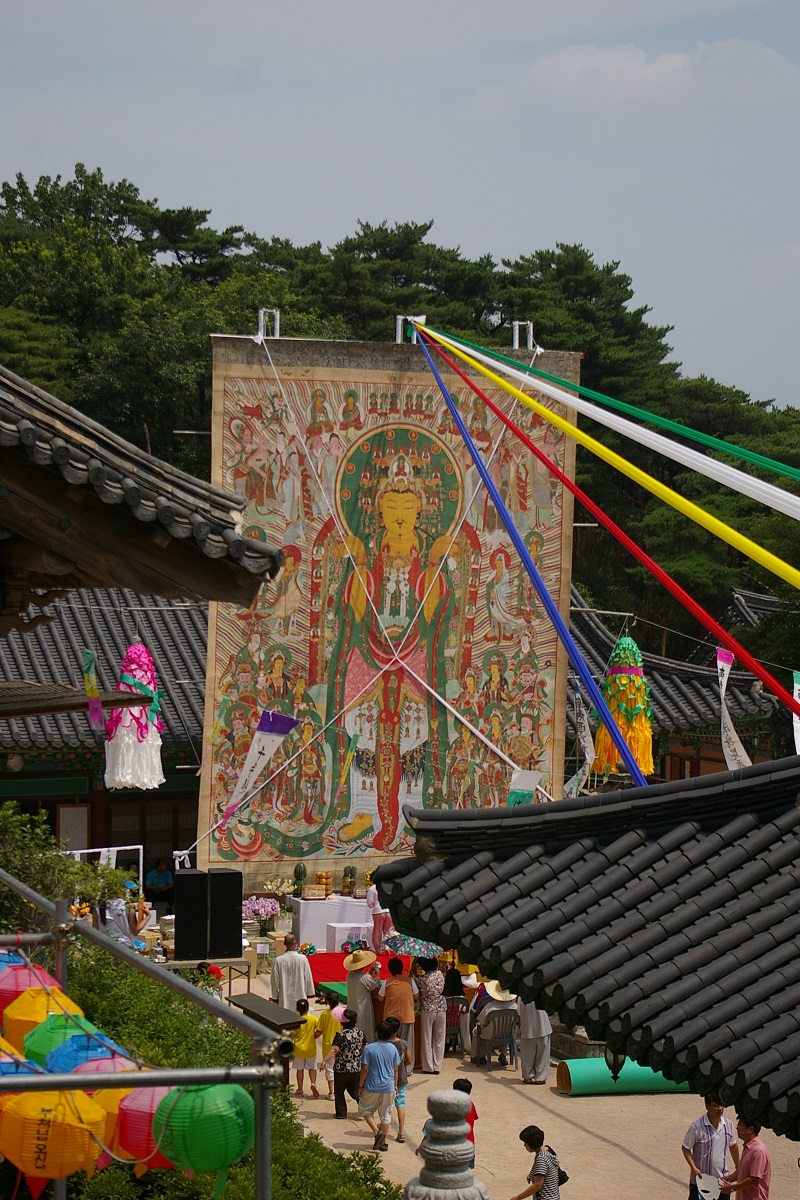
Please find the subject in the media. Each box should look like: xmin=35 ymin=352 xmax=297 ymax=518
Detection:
xmin=404 ymin=1089 xmax=489 ymax=1200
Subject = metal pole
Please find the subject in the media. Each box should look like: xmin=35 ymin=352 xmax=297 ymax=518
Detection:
xmin=54 ymin=898 xmax=68 ymax=994
xmin=0 ymin=1063 xmax=282 ymax=1094
xmin=0 ymin=933 xmax=54 ymax=947
xmin=255 ymin=1078 xmax=272 ymax=1200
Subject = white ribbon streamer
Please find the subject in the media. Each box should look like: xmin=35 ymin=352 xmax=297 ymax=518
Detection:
xmin=432 ymin=333 xmax=800 ymax=524
xmin=793 ymin=671 xmax=800 ymax=754
xmin=716 ymin=648 xmax=752 ymax=770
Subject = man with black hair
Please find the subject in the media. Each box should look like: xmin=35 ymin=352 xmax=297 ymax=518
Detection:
xmin=682 ymin=1096 xmax=739 ymax=1199
xmin=720 ymin=1117 xmax=771 ymax=1198
xmin=357 ymin=1018 xmax=400 ymax=1152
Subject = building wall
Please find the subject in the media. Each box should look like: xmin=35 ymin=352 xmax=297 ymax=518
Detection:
xmin=198 ymin=337 xmax=579 ymax=885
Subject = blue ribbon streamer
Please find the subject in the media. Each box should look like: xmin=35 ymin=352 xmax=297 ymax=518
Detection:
xmin=416 ymin=330 xmax=648 ymax=788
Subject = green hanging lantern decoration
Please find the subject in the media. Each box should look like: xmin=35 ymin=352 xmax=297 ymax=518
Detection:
xmin=23 ymin=1014 xmax=101 ymax=1067
xmin=153 ymin=1084 xmax=254 ymax=1197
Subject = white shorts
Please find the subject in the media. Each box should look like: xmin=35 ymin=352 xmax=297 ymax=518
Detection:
xmin=358 ymin=1090 xmax=394 ymax=1125
xmin=324 ymin=1060 xmax=335 ymax=1081
xmin=292 ymin=1056 xmax=317 ymax=1070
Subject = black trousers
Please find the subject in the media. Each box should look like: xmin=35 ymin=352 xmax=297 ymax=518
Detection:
xmin=334 ymin=1070 xmax=360 ymax=1118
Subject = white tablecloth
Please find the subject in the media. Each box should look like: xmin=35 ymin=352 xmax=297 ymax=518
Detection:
xmin=290 ymin=896 xmax=371 ymax=947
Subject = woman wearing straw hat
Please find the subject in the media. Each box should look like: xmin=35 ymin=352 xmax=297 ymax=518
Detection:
xmin=344 ymin=948 xmax=381 ymax=1043
xmin=471 ymin=980 xmax=518 ymax=1067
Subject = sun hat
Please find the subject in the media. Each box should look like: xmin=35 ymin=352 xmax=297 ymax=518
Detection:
xmin=343 ymin=948 xmax=377 ymax=971
xmin=484 ymin=980 xmax=517 ymax=1003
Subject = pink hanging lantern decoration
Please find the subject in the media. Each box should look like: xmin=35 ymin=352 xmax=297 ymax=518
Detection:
xmin=105 ymin=643 xmax=166 ymax=790
xmin=117 ymin=1086 xmax=177 ymax=1175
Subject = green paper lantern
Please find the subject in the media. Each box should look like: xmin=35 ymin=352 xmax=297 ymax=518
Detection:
xmin=153 ymin=1084 xmax=254 ymax=1173
xmin=24 ymin=1015 xmax=100 ymax=1067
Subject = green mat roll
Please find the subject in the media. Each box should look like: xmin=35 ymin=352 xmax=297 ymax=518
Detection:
xmin=556 ymin=1058 xmax=690 ymax=1096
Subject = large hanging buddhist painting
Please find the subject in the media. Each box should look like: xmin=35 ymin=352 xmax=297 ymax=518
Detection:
xmin=199 ymin=339 xmax=577 ymax=874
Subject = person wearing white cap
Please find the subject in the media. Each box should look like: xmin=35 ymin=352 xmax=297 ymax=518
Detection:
xmin=344 ymin=947 xmax=381 ymax=1042
xmin=470 ymin=980 xmax=518 ymax=1066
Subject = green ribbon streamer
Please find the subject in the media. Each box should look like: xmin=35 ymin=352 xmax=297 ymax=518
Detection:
xmin=119 ymin=672 xmax=163 ymax=723
xmin=428 ymin=326 xmax=800 ymax=486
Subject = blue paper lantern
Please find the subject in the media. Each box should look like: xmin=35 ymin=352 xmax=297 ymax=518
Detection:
xmin=45 ymin=1033 xmax=125 ymax=1074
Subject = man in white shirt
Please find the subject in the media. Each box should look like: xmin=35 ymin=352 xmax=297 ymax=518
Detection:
xmin=269 ymin=933 xmax=315 ymax=1011
xmin=681 ymin=1096 xmax=739 ymax=1200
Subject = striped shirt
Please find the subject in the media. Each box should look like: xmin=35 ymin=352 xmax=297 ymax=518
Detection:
xmin=682 ymin=1114 xmax=736 ymax=1179
xmin=527 ymin=1147 xmax=560 ymax=1199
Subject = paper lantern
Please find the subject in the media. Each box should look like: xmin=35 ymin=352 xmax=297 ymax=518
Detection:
xmin=0 ymin=952 xmax=24 ymax=970
xmin=0 ymin=1089 xmax=104 ymax=1184
xmin=153 ymin=1084 xmax=254 ymax=1173
xmin=118 ymin=1086 xmax=176 ymax=1173
xmin=0 ymin=1035 xmax=22 ymax=1057
xmin=591 ymin=635 xmax=654 ymax=776
xmin=92 ymin=1084 xmax=138 ymax=1167
xmin=0 ymin=965 xmax=61 ymax=1024
xmin=105 ymin=642 xmax=165 ymax=789
xmin=24 ymin=1014 xmax=100 ymax=1067
xmin=45 ymin=1032 xmax=125 ymax=1073
xmin=3 ymin=988 xmax=84 ymax=1053
xmin=73 ymin=1053 xmax=140 ymax=1085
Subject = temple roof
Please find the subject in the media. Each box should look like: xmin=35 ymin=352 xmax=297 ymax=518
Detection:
xmin=0 ymin=586 xmax=780 ymax=750
xmin=375 ymin=754 xmax=800 ymax=1139
xmin=0 ymin=588 xmax=206 ymax=750
xmin=0 ymin=364 xmax=283 ymax=635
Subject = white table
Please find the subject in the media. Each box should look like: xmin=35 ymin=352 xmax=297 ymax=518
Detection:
xmin=290 ymin=896 xmax=371 ymax=947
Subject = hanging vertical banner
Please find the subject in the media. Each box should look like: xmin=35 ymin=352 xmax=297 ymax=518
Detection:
xmin=81 ymin=648 xmax=104 ymax=730
xmin=793 ymin=671 xmax=800 ymax=754
xmin=220 ymin=709 xmax=299 ymax=831
xmin=716 ymin=649 xmax=752 ymax=770
xmin=507 ymin=768 xmax=542 ymax=806
xmin=574 ymin=685 xmax=596 ymax=784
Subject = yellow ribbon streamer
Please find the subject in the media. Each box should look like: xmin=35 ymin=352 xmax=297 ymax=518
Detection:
xmin=421 ymin=327 xmax=800 ymax=593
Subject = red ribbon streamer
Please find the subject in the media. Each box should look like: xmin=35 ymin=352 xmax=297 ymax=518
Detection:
xmin=421 ymin=330 xmax=800 ymax=722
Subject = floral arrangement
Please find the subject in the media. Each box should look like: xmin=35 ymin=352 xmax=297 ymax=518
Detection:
xmin=243 ymin=895 xmax=280 ymax=935
xmin=262 ymin=876 xmax=294 ymax=897
xmin=340 ymin=938 xmax=369 ymax=955
xmin=299 ymin=942 xmax=317 ymax=956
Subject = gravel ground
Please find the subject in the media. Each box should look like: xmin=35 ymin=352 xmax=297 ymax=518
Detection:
xmin=240 ymin=972 xmax=798 ymax=1199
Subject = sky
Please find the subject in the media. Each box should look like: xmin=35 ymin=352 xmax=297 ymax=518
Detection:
xmin=3 ymin=0 xmax=799 ymax=406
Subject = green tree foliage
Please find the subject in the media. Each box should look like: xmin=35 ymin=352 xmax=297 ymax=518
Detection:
xmin=1 ymin=164 xmax=798 ymax=664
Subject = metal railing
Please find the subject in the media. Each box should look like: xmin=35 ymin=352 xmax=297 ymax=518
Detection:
xmin=0 ymin=865 xmax=290 ymax=1200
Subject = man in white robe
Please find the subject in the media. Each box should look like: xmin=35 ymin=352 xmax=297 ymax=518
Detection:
xmin=269 ymin=933 xmax=315 ymax=1011
xmin=519 ymin=997 xmax=552 ymax=1084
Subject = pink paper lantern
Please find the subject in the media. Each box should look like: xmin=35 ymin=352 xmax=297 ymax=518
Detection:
xmin=117 ymin=1087 xmax=176 ymax=1172
xmin=0 ymin=965 xmax=60 ymax=1024
xmin=73 ymin=1054 xmax=141 ymax=1091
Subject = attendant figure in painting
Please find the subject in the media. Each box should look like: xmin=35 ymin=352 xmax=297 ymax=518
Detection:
xmin=340 ymin=389 xmax=364 ymax=431
xmin=446 ymin=724 xmax=478 ymax=808
xmin=286 ymin=715 xmax=327 ymax=827
xmin=308 ymin=388 xmax=334 ymax=436
xmin=454 ymin=667 xmax=481 ymax=720
xmin=486 ymin=548 xmax=525 ymax=642
xmin=264 ymin=648 xmax=292 ymax=702
xmin=481 ymin=651 xmax=509 ymax=710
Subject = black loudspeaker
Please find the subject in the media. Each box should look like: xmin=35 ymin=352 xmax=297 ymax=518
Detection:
xmin=208 ymin=868 xmax=243 ymax=960
xmin=174 ymin=870 xmax=210 ymax=962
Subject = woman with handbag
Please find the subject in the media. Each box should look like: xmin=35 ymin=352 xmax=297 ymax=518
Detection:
xmin=511 ymin=1125 xmax=566 ymax=1199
